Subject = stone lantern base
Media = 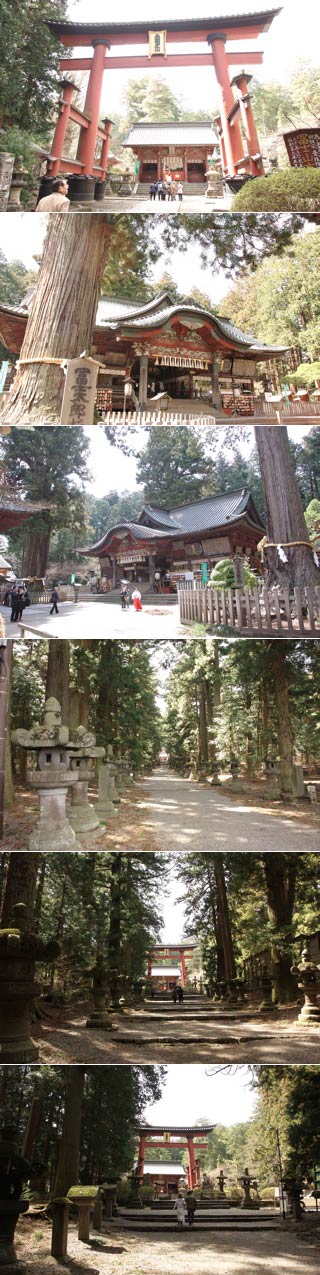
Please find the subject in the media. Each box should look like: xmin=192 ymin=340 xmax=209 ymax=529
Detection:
xmin=28 ymin=780 xmax=80 ymax=852
xmin=0 ymin=978 xmax=41 ymax=1063
xmin=0 ymin=1199 xmax=29 ymax=1271
xmin=296 ymin=997 xmax=320 ymax=1026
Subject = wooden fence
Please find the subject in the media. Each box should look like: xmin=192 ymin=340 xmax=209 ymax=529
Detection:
xmin=255 ymin=399 xmax=320 ymax=419
xmin=178 ymin=583 xmax=320 ymax=636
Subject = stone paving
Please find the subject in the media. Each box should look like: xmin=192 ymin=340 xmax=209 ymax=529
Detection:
xmin=1 ymin=601 xmax=185 ymax=640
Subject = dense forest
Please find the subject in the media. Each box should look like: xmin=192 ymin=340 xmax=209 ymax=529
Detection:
xmin=2 ymin=425 xmax=320 ymax=579
xmin=1 ymin=1064 xmax=320 ymax=1199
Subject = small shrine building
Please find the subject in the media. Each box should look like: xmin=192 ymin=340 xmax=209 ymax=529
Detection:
xmin=122 ymin=121 xmax=219 ymax=184
xmin=147 ymin=942 xmax=197 ymax=990
xmin=80 ymin=487 xmax=265 ymax=589
xmin=137 ymin=1124 xmax=214 ymax=1189
xmin=0 ymin=291 xmax=289 ymax=416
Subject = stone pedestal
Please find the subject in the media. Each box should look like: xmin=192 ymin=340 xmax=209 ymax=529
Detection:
xmin=239 ymin=1169 xmax=259 ymax=1209
xmin=0 ymin=154 xmax=14 ymax=211
xmin=69 ymin=764 xmax=100 ymax=836
xmin=28 ymin=772 xmax=79 ymax=852
xmin=13 ymin=698 xmax=80 ymax=852
xmin=0 ymin=1199 xmax=29 ymax=1271
xmin=0 ymin=904 xmax=60 ymax=1063
xmin=259 ymin=971 xmax=275 ymax=1013
xmin=293 ymin=764 xmax=305 ymax=799
xmin=85 ymin=955 xmax=117 ymax=1031
xmin=292 ymin=948 xmax=320 ymax=1026
xmin=67 ymin=1188 xmax=101 ymax=1243
xmin=265 ymin=758 xmax=281 ymax=800
xmin=96 ymin=763 xmax=117 ymax=817
xmin=51 ymin=1201 xmax=69 ymax=1259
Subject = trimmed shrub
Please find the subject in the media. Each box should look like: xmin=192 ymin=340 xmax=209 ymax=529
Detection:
xmin=209 ymin=558 xmax=257 ymax=590
xmin=231 ymin=168 xmax=320 ymax=212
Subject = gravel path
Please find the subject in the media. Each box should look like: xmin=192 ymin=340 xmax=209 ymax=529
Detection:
xmin=138 ymin=769 xmax=319 ymax=853
xmin=1 ymin=602 xmax=184 ymax=640
xmin=17 ymin=1220 xmax=319 ymax=1275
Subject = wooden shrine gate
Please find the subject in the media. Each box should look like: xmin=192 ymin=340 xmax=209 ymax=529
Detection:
xmin=47 ymin=12 xmax=281 ymax=181
xmin=178 ymin=582 xmax=320 ymax=636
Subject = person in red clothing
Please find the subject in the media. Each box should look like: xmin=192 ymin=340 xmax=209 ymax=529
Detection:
xmin=132 ymin=587 xmax=142 ymax=611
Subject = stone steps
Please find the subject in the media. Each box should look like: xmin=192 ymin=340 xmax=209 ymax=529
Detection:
xmin=114 ymin=1207 xmax=279 ymax=1231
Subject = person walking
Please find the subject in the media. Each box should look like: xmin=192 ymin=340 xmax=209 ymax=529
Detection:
xmin=132 ymin=587 xmax=142 ymax=612
xmin=36 ymin=177 xmax=70 ymax=212
xmin=186 ymin=1190 xmax=197 ymax=1226
xmin=10 ymin=587 xmax=19 ymax=623
xmin=15 ymin=588 xmax=26 ymax=623
xmin=177 ymin=182 xmax=183 ymax=202
xmin=50 ymin=587 xmax=59 ymax=616
xmin=177 ymin=985 xmax=184 ymax=1004
xmin=173 ymin=1193 xmax=187 ymax=1229
xmin=171 ymin=986 xmax=178 ymax=1005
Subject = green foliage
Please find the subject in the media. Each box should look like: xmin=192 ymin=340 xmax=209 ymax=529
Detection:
xmin=290 ymin=362 xmax=320 ymax=387
xmin=0 ymin=0 xmax=68 ymax=141
xmin=1 ymin=428 xmax=90 ymax=574
xmin=232 ymin=169 xmax=320 ymax=212
xmin=209 ymin=559 xmax=257 ymax=590
xmin=136 ymin=427 xmax=215 ymax=505
xmin=0 ymin=250 xmax=35 ymax=308
xmin=218 ymin=230 xmax=320 ymax=360
xmin=304 ymin=499 xmax=320 ymax=535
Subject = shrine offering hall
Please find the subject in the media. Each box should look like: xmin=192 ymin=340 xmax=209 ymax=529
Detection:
xmin=80 ymin=488 xmax=265 ymax=588
xmin=0 ymin=292 xmax=288 ymax=417
xmin=122 ymin=121 xmax=219 ymax=185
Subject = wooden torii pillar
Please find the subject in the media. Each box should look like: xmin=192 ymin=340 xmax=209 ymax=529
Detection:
xmin=50 ymin=81 xmax=80 ymax=176
xmin=180 ymin=948 xmax=187 ymax=986
xmin=77 ymin=41 xmax=110 ymax=172
xmin=208 ymin=32 xmax=244 ymax=176
xmin=231 ymin=72 xmax=264 ymax=175
xmin=137 ymin=1133 xmax=147 ymax=1181
xmin=187 ymin=1135 xmax=197 ymax=1188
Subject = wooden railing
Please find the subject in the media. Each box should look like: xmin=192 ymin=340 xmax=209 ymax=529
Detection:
xmin=255 ymin=398 xmax=320 ymax=418
xmin=178 ymin=583 xmax=320 ymax=635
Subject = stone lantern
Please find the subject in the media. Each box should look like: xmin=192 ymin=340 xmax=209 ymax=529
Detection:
xmin=12 ymin=698 xmax=79 ymax=852
xmin=291 ymin=947 xmax=320 ymax=1026
xmin=85 ymin=953 xmax=117 ymax=1032
xmin=230 ymin=756 xmax=241 ymax=787
xmin=7 ymin=157 xmax=26 ymax=211
xmin=265 ymin=757 xmax=281 ymax=799
xmin=68 ymin=725 xmax=105 ymax=837
xmin=66 ymin=1186 xmax=101 ymax=1242
xmin=0 ymin=1126 xmax=31 ymax=1272
xmin=0 ymin=903 xmax=60 ymax=1062
xmin=105 ymin=746 xmax=120 ymax=804
xmin=239 ymin=1167 xmax=260 ymax=1209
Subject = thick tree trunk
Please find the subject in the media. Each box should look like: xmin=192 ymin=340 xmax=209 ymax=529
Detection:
xmin=198 ymin=682 xmax=208 ymax=768
xmin=213 ymin=857 xmax=236 ymax=983
xmin=0 ymin=216 xmax=112 ymax=425
xmin=0 ymin=641 xmax=12 ymax=833
xmin=262 ymin=853 xmax=298 ymax=1002
xmin=254 ymin=426 xmax=320 ymax=587
xmin=54 ymin=1067 xmax=85 ymax=1197
xmin=46 ymin=641 xmax=70 ymax=724
xmin=21 ymin=526 xmax=52 ymax=577
xmin=0 ymin=852 xmax=39 ymax=928
xmin=4 ymin=643 xmax=14 ymax=810
xmin=269 ymin=644 xmax=294 ymax=796
xmin=205 ymin=862 xmax=225 ymax=980
xmin=108 ymin=853 xmax=122 ymax=1008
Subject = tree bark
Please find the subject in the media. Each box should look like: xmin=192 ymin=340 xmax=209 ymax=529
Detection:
xmin=269 ymin=644 xmax=294 ymax=796
xmin=0 ymin=641 xmax=12 ymax=833
xmin=46 ymin=641 xmax=70 ymax=724
xmin=254 ymin=426 xmax=319 ymax=587
xmin=4 ymin=643 xmax=14 ymax=810
xmin=213 ymin=857 xmax=236 ymax=983
xmin=21 ymin=526 xmax=52 ymax=577
xmin=198 ymin=682 xmax=208 ymax=768
xmin=54 ymin=1067 xmax=85 ymax=1197
xmin=108 ymin=853 xmax=122 ymax=1008
xmin=0 ymin=216 xmax=112 ymax=425
xmin=262 ymin=853 xmax=298 ymax=1002
xmin=0 ymin=852 xmax=39 ymax=929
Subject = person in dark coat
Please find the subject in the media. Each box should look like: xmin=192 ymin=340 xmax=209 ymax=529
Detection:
xmin=171 ymin=986 xmax=178 ymax=1005
xmin=186 ymin=1190 xmax=197 ymax=1226
xmin=50 ymin=588 xmax=59 ymax=615
xmin=10 ymin=588 xmax=19 ymax=622
xmin=177 ymin=985 xmax=184 ymax=1004
xmin=15 ymin=589 xmax=26 ymax=622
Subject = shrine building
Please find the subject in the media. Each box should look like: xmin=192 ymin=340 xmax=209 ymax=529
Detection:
xmin=137 ymin=1125 xmax=214 ymax=1189
xmin=45 ymin=12 xmax=281 ymax=183
xmin=122 ymin=121 xmax=219 ymax=185
xmin=147 ymin=942 xmax=198 ymax=990
xmin=0 ymin=291 xmax=289 ymax=417
xmin=80 ymin=487 xmax=265 ymax=589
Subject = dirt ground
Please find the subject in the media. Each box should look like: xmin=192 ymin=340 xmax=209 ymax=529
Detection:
xmin=15 ymin=1218 xmax=320 ymax=1275
xmin=2 ymin=775 xmax=318 ymax=854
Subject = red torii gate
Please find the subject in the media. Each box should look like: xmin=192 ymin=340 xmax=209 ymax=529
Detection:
xmin=137 ymin=1124 xmax=215 ymax=1189
xmin=47 ymin=11 xmax=281 ymax=180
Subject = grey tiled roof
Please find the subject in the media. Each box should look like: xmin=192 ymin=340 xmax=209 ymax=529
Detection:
xmin=82 ymin=488 xmax=264 ymax=556
xmin=97 ymin=295 xmax=288 ymax=354
xmin=123 ymin=122 xmax=217 ymax=147
xmin=48 ymin=11 xmax=281 ymax=36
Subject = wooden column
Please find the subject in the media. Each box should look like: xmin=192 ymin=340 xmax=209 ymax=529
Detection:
xmin=212 ymin=358 xmax=222 ymax=409
xmin=50 ymin=81 xmax=79 ymax=176
xmin=231 ymin=74 xmax=264 ymax=175
xmin=180 ymin=948 xmax=187 ymax=985
xmin=51 ymin=1203 xmax=69 ymax=1259
xmin=137 ymin=1134 xmax=146 ymax=1181
xmin=139 ymin=353 xmax=148 ymax=404
xmin=157 ymin=151 xmax=162 ymax=180
xmin=208 ymin=33 xmax=243 ymax=175
xmin=187 ymin=1136 xmax=197 ymax=1188
xmin=183 ymin=150 xmax=188 ymax=181
xmin=100 ymin=117 xmax=112 ymax=179
xmin=77 ymin=42 xmax=109 ymax=174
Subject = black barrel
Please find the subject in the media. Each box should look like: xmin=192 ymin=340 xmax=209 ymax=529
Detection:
xmin=94 ymin=179 xmax=106 ymax=201
xmin=67 ymin=174 xmax=95 ymax=203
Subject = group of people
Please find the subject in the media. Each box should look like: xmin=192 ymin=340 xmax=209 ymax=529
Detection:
xmin=174 ymin=1190 xmax=197 ymax=1227
xmin=172 ymin=985 xmax=184 ymax=1005
xmin=120 ymin=583 xmax=143 ymax=612
xmin=3 ymin=585 xmax=31 ymax=623
xmin=149 ymin=177 xmax=183 ymax=202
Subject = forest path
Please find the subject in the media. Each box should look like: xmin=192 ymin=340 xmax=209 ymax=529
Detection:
xmin=137 ymin=769 xmax=320 ymax=853
xmin=18 ymin=1216 xmax=318 ymax=1275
